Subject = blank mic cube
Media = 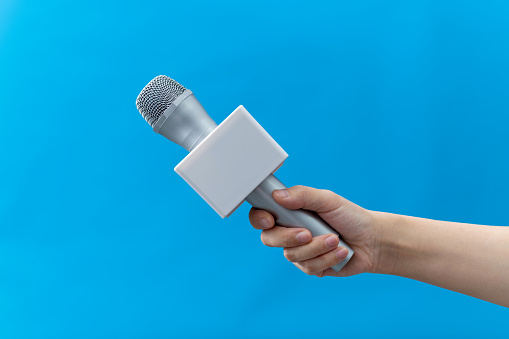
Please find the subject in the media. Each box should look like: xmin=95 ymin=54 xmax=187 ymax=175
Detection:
xmin=174 ymin=105 xmax=288 ymax=218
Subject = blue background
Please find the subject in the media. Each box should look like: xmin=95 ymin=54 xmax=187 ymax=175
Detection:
xmin=1 ymin=0 xmax=508 ymax=337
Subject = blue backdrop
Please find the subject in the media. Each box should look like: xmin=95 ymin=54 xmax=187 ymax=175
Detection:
xmin=1 ymin=0 xmax=508 ymax=337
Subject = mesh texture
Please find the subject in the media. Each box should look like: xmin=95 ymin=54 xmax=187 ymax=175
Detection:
xmin=136 ymin=75 xmax=187 ymax=127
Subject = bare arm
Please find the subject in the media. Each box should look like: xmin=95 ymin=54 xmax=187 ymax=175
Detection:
xmin=376 ymin=212 xmax=509 ymax=306
xmin=249 ymin=185 xmax=509 ymax=307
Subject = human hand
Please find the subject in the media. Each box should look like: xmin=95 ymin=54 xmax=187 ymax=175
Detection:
xmin=249 ymin=185 xmax=382 ymax=277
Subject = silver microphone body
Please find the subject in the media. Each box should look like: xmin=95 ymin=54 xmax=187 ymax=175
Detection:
xmin=154 ymin=90 xmax=354 ymax=272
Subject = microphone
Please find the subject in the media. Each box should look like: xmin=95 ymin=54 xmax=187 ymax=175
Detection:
xmin=135 ymin=75 xmax=354 ymax=272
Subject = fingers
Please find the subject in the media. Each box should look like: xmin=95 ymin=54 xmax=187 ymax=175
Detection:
xmin=282 ymin=233 xmax=350 ymax=276
xmin=283 ymin=233 xmax=339 ymax=262
xmin=260 ymin=226 xmax=312 ymax=248
xmin=259 ymin=227 xmax=351 ymax=276
xmin=295 ymin=246 xmax=349 ymax=276
xmin=248 ymin=208 xmax=275 ymax=230
xmin=272 ymin=185 xmax=345 ymax=213
xmin=249 ymin=188 xmax=352 ymax=277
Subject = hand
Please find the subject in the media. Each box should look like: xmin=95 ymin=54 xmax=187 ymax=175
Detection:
xmin=249 ymin=185 xmax=382 ymax=277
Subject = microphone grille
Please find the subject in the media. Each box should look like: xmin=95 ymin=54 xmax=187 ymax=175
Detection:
xmin=136 ymin=75 xmax=187 ymax=127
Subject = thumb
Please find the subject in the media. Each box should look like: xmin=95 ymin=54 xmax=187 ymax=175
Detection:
xmin=272 ymin=185 xmax=345 ymax=213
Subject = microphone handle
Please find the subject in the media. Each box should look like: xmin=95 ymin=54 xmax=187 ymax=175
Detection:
xmin=245 ymin=174 xmax=354 ymax=272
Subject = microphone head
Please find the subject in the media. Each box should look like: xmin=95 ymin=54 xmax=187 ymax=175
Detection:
xmin=136 ymin=75 xmax=187 ymax=128
xmin=135 ymin=75 xmax=217 ymax=151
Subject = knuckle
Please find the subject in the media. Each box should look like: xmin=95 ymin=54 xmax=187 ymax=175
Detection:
xmin=309 ymin=189 xmax=340 ymax=213
xmin=294 ymin=185 xmax=308 ymax=196
xmin=320 ymin=189 xmax=334 ymax=198
xmin=322 ymin=189 xmax=343 ymax=208
xmin=317 ymin=255 xmax=329 ymax=269
xmin=290 ymin=185 xmax=307 ymax=199
xmin=308 ymin=268 xmax=319 ymax=276
xmin=304 ymin=188 xmax=321 ymax=208
xmin=260 ymin=232 xmax=272 ymax=247
xmin=283 ymin=233 xmax=296 ymax=247
xmin=308 ymin=257 xmax=329 ymax=275
xmin=283 ymin=248 xmax=296 ymax=262
xmin=299 ymin=261 xmax=316 ymax=275
xmin=323 ymin=254 xmax=337 ymax=270
xmin=316 ymin=270 xmax=325 ymax=278
xmin=305 ymin=268 xmax=317 ymax=276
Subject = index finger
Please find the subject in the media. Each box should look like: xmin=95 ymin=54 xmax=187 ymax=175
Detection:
xmin=248 ymin=208 xmax=275 ymax=230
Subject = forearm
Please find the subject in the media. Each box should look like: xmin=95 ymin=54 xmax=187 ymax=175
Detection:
xmin=374 ymin=211 xmax=509 ymax=307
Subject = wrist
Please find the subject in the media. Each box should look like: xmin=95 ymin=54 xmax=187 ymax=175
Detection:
xmin=369 ymin=211 xmax=408 ymax=276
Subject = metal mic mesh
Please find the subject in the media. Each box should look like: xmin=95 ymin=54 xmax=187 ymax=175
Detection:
xmin=136 ymin=75 xmax=187 ymax=128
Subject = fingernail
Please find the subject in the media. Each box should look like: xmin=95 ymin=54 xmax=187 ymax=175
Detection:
xmin=297 ymin=231 xmax=311 ymax=243
xmin=274 ymin=189 xmax=289 ymax=199
xmin=261 ymin=218 xmax=271 ymax=229
xmin=336 ymin=248 xmax=348 ymax=259
xmin=325 ymin=235 xmax=338 ymax=248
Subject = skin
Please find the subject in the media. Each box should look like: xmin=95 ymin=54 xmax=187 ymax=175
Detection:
xmin=248 ymin=185 xmax=509 ymax=308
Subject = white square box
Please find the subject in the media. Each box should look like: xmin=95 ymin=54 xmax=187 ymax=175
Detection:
xmin=174 ymin=105 xmax=288 ymax=218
